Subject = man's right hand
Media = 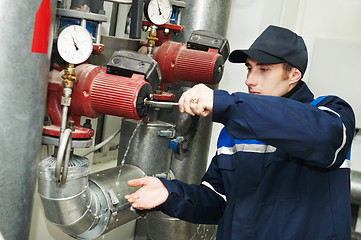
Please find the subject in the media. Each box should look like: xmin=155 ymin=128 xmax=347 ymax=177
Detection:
xmin=178 ymin=84 xmax=214 ymax=117
xmin=125 ymin=176 xmax=169 ymax=210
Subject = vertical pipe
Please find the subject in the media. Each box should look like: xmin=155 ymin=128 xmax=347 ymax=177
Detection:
xmin=129 ymin=0 xmax=143 ymax=39
xmin=0 ymin=0 xmax=56 ymax=239
xmin=172 ymin=0 xmax=231 ymax=43
xmin=168 ymin=0 xmax=231 ymax=184
xmin=164 ymin=0 xmax=231 ymax=190
xmin=144 ymin=1 xmax=231 ymax=239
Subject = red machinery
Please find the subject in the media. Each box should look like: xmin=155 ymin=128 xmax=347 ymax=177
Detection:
xmin=153 ymin=40 xmax=223 ymax=88
xmin=44 ymin=64 xmax=153 ymax=139
xmin=44 ymin=30 xmax=229 ymax=139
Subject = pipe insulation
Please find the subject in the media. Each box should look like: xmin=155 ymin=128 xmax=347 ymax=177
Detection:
xmin=172 ymin=0 xmax=231 ymax=43
xmin=351 ymin=170 xmax=361 ymax=205
xmin=142 ymin=0 xmax=231 ymax=239
xmin=38 ymin=155 xmax=146 ymax=239
xmin=0 ymin=0 xmax=56 ymax=239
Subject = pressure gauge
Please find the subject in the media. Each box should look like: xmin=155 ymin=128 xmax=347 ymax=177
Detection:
xmin=145 ymin=0 xmax=172 ymax=25
xmin=57 ymin=25 xmax=93 ymax=64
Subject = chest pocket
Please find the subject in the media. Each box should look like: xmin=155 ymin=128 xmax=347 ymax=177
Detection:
xmin=217 ymin=151 xmax=265 ymax=196
xmin=235 ymin=152 xmax=264 ymax=194
xmin=217 ymin=156 xmax=235 ymax=196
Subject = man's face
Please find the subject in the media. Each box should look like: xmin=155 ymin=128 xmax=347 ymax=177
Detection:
xmin=244 ymin=57 xmax=296 ymax=97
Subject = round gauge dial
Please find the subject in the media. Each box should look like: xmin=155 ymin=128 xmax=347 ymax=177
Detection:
xmin=145 ymin=0 xmax=172 ymax=25
xmin=57 ymin=25 xmax=93 ymax=64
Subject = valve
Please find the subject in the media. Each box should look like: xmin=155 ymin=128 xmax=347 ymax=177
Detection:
xmin=168 ymin=116 xmax=199 ymax=155
xmin=146 ymin=25 xmax=158 ymax=56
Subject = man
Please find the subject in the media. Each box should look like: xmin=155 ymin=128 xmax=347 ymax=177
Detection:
xmin=125 ymin=25 xmax=355 ymax=239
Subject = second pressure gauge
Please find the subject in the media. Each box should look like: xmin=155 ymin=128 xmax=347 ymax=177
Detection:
xmin=57 ymin=25 xmax=93 ymax=64
xmin=145 ymin=0 xmax=172 ymax=25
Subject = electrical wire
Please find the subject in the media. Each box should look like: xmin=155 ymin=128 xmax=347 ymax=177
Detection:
xmin=80 ymin=127 xmax=122 ymax=157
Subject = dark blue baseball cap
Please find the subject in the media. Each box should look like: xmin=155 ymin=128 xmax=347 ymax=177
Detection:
xmin=229 ymin=25 xmax=308 ymax=76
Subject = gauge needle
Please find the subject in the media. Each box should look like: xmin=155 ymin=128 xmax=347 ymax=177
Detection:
xmin=71 ymin=34 xmax=79 ymax=51
xmin=157 ymin=0 xmax=162 ymax=15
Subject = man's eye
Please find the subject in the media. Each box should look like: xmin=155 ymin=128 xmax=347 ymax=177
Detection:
xmin=260 ymin=68 xmax=268 ymax=72
xmin=246 ymin=67 xmax=252 ymax=71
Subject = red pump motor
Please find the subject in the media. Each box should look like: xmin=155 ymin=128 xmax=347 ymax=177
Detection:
xmin=44 ymin=51 xmax=160 ymax=139
xmin=153 ymin=30 xmax=230 ymax=88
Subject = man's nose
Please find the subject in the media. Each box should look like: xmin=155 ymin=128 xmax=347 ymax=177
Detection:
xmin=245 ymin=74 xmax=257 ymax=86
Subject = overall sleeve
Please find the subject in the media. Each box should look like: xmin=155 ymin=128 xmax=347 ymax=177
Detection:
xmin=157 ymin=157 xmax=227 ymax=224
xmin=212 ymin=90 xmax=355 ymax=168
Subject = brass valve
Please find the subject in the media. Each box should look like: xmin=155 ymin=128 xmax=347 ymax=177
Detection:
xmin=61 ymin=63 xmax=76 ymax=88
xmin=146 ymin=25 xmax=158 ymax=48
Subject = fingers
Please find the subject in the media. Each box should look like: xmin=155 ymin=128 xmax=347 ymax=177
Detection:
xmin=179 ymin=91 xmax=194 ymax=115
xmin=127 ymin=178 xmax=145 ymax=187
xmin=178 ymin=84 xmax=213 ymax=117
xmin=124 ymin=191 xmax=139 ymax=202
xmin=125 ymin=177 xmax=169 ymax=210
xmin=125 ymin=177 xmax=146 ymax=208
xmin=125 ymin=188 xmax=144 ymax=209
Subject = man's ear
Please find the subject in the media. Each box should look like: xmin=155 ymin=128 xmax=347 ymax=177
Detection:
xmin=289 ymin=68 xmax=302 ymax=85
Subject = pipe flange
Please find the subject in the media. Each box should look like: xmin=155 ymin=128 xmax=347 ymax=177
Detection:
xmin=42 ymin=134 xmax=92 ymax=148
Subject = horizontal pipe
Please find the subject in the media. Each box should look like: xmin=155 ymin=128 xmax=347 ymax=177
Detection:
xmin=38 ymin=154 xmax=146 ymax=239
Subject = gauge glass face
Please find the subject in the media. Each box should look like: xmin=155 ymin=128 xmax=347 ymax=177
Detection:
xmin=147 ymin=0 xmax=172 ymax=25
xmin=57 ymin=25 xmax=93 ymax=64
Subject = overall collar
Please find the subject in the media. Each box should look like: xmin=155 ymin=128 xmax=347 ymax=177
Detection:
xmin=282 ymin=81 xmax=314 ymax=104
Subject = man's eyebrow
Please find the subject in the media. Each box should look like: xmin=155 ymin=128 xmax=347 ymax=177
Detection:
xmin=257 ymin=63 xmax=273 ymax=67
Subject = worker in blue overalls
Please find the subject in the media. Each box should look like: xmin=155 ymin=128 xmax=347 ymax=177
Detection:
xmin=125 ymin=25 xmax=355 ymax=239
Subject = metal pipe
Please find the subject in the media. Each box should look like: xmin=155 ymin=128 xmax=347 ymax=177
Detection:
xmin=129 ymin=0 xmax=143 ymax=39
xmin=38 ymin=153 xmax=146 ymax=239
xmin=142 ymin=0 xmax=231 ymax=239
xmin=0 ymin=0 xmax=56 ymax=239
xmin=172 ymin=0 xmax=231 ymax=43
xmin=60 ymin=87 xmax=72 ymax=133
xmin=38 ymin=154 xmax=98 ymax=237
xmin=55 ymin=128 xmax=73 ymax=184
xmin=117 ymin=119 xmax=175 ymax=177
xmin=81 ymin=18 xmax=87 ymax=28
xmin=351 ymin=170 xmax=361 ymax=205
xmin=96 ymin=23 xmax=102 ymax=44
